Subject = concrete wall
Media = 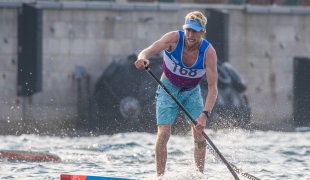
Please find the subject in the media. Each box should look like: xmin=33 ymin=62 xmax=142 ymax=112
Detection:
xmin=229 ymin=7 xmax=310 ymax=130
xmin=0 ymin=1 xmax=310 ymax=134
xmin=0 ymin=6 xmax=21 ymax=134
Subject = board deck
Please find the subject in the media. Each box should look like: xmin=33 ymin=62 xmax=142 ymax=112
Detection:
xmin=60 ymin=174 xmax=133 ymax=180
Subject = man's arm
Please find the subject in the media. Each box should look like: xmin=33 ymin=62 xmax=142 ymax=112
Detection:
xmin=195 ymin=45 xmax=218 ymax=133
xmin=134 ymin=31 xmax=178 ymax=69
xmin=204 ymin=45 xmax=218 ymax=113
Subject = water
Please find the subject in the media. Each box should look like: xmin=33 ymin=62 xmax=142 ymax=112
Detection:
xmin=1 ymin=128 xmax=310 ymax=180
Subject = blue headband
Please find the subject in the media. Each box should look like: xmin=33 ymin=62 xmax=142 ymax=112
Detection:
xmin=182 ymin=19 xmax=206 ymax=32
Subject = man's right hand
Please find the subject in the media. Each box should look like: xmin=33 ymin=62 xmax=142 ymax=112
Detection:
xmin=134 ymin=59 xmax=150 ymax=69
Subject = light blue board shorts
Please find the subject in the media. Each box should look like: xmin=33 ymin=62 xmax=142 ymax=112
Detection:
xmin=155 ymin=78 xmax=204 ymax=125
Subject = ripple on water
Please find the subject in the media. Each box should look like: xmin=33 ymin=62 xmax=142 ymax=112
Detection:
xmin=1 ymin=130 xmax=310 ymax=179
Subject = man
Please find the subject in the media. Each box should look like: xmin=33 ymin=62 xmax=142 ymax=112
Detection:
xmin=134 ymin=11 xmax=218 ymax=176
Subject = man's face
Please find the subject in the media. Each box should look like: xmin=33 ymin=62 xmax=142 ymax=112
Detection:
xmin=184 ymin=28 xmax=204 ymax=46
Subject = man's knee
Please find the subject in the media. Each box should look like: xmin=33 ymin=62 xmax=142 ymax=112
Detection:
xmin=157 ymin=126 xmax=171 ymax=143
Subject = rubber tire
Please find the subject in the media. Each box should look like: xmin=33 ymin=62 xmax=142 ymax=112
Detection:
xmin=102 ymin=59 xmax=120 ymax=80
xmin=217 ymin=64 xmax=232 ymax=88
xmin=222 ymin=62 xmax=247 ymax=93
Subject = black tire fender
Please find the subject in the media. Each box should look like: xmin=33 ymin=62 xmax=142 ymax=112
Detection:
xmin=217 ymin=64 xmax=232 ymax=88
xmin=222 ymin=62 xmax=247 ymax=93
xmin=102 ymin=59 xmax=120 ymax=80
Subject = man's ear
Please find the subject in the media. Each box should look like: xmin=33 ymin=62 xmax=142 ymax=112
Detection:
xmin=201 ymin=28 xmax=206 ymax=34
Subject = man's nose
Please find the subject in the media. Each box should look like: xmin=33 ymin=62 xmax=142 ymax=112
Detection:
xmin=188 ymin=30 xmax=194 ymax=37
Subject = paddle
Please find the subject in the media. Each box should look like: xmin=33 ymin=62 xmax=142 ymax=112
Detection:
xmin=144 ymin=64 xmax=259 ymax=180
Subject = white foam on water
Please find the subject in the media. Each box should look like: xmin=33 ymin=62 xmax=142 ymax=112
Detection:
xmin=1 ymin=128 xmax=310 ymax=179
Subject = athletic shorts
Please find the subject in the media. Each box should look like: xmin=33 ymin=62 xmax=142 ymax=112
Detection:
xmin=155 ymin=78 xmax=204 ymax=125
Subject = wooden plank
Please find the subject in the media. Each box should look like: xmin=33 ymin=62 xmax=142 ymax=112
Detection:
xmin=0 ymin=150 xmax=61 ymax=162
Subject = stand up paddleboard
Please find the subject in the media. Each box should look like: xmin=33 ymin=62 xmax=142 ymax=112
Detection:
xmin=0 ymin=150 xmax=61 ymax=162
xmin=60 ymin=174 xmax=133 ymax=180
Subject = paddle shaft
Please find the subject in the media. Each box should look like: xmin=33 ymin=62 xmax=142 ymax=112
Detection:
xmin=144 ymin=66 xmax=240 ymax=180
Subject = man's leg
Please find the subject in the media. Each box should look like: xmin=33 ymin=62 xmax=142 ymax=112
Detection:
xmin=155 ymin=124 xmax=171 ymax=176
xmin=192 ymin=124 xmax=206 ymax=173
